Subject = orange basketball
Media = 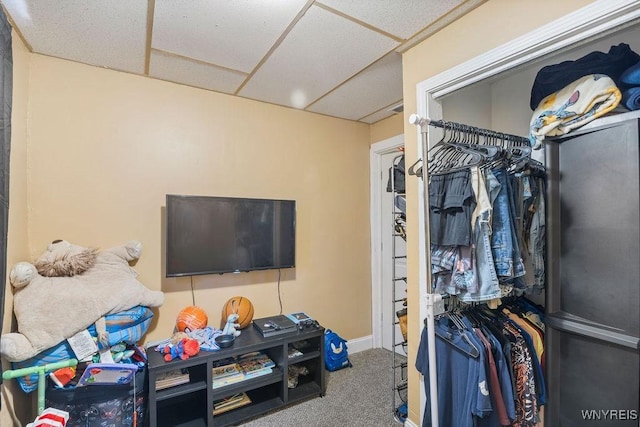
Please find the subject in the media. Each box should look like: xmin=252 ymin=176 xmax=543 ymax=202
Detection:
xmin=221 ymin=296 xmax=254 ymax=329
xmin=176 ymin=305 xmax=208 ymax=332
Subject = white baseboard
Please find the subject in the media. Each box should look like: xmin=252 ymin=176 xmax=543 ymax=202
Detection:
xmin=346 ymin=335 xmax=373 ymax=354
xmin=404 ymin=418 xmax=419 ymax=427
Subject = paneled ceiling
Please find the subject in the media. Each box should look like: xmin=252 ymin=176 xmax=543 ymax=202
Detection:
xmin=1 ymin=0 xmax=484 ymax=124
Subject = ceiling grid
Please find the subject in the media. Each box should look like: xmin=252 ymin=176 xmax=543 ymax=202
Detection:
xmin=1 ymin=0 xmax=485 ymax=124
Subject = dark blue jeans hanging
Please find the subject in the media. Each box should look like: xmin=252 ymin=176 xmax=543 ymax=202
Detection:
xmin=490 ymin=168 xmax=525 ymax=282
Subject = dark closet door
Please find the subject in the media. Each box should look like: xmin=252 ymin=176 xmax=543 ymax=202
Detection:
xmin=545 ymin=112 xmax=640 ymax=426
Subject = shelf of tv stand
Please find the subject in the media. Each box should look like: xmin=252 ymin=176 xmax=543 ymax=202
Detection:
xmin=210 ymin=367 xmax=283 ymax=400
xmin=147 ymin=324 xmax=326 ymax=427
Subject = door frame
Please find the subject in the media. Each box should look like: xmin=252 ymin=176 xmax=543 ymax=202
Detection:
xmin=411 ymin=0 xmax=640 ymax=425
xmin=370 ymin=134 xmax=403 ymax=349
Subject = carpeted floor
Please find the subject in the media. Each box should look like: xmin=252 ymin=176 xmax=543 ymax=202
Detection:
xmin=238 ymin=348 xmax=408 ymax=427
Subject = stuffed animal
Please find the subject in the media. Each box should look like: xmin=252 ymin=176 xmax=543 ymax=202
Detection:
xmin=222 ymin=313 xmax=241 ymax=337
xmin=287 ymin=365 xmax=309 ymax=388
xmin=170 ymin=331 xmax=189 ymax=345
xmin=0 ymin=240 xmax=164 ymax=362
xmin=159 ymin=337 xmax=200 ymax=362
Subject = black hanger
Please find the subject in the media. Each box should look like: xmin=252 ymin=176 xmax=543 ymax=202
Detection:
xmin=431 ymin=317 xmax=480 ymax=358
xmin=429 ymin=298 xmax=481 ymax=358
xmin=430 ymin=123 xmax=491 ymax=175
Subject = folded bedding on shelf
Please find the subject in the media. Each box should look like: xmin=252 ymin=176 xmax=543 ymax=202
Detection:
xmin=622 ymin=86 xmax=640 ymax=111
xmin=529 ymin=74 xmax=622 ymax=149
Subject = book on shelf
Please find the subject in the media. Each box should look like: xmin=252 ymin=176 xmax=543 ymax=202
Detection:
xmin=241 ymin=366 xmax=272 ymax=380
xmin=238 ymin=351 xmax=276 ymax=369
xmin=213 ymin=392 xmax=252 ymax=415
xmin=212 ymin=357 xmax=237 ymax=368
xmin=212 ymin=361 xmax=245 ymax=388
xmin=155 ymin=368 xmax=190 ymax=390
xmin=212 ymin=361 xmax=243 ymax=379
xmin=238 ymin=352 xmax=275 ymax=378
xmin=212 ymin=373 xmax=246 ymax=388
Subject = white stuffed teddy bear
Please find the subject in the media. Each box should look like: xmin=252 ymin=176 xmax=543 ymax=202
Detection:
xmin=222 ymin=313 xmax=241 ymax=337
xmin=0 ymin=240 xmax=164 ymax=362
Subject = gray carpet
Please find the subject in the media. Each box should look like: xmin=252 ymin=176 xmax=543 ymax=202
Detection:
xmin=238 ymin=348 xmax=407 ymax=427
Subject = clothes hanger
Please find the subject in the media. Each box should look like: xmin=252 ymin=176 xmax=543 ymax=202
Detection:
xmin=430 ymin=144 xmax=483 ymax=175
xmin=464 ymin=308 xmax=496 ymax=348
xmin=449 ymin=311 xmax=481 ymax=358
xmin=429 ymin=124 xmax=487 ymax=175
xmin=431 ymin=298 xmax=480 ymax=358
xmin=446 ymin=125 xmax=501 ymax=162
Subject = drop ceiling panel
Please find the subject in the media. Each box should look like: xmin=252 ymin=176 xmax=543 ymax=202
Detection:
xmin=152 ymin=0 xmax=309 ymax=73
xmin=2 ymin=0 xmax=147 ymax=73
xmin=239 ymin=5 xmax=399 ymax=109
xmin=307 ymin=52 xmax=402 ymax=120
xmin=360 ymin=108 xmax=397 ymax=125
xmin=149 ymin=50 xmax=247 ymax=94
xmin=2 ymin=1 xmax=480 ymax=123
xmin=319 ymin=0 xmax=466 ymax=39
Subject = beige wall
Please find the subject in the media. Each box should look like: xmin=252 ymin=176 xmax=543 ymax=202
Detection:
xmin=401 ymin=0 xmax=595 ymax=425
xmin=2 ymin=45 xmax=373 ymax=423
xmin=370 ymin=113 xmax=404 ymax=144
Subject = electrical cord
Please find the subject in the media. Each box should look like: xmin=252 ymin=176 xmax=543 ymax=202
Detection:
xmin=190 ymin=276 xmax=196 ymax=306
xmin=278 ymin=269 xmax=283 ymax=315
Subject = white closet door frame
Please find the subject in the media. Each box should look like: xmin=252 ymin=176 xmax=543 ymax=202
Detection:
xmin=370 ymin=134 xmax=403 ymax=349
xmin=412 ymin=1 xmax=640 ymax=426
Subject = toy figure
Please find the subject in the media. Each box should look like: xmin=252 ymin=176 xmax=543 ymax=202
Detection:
xmin=222 ymin=313 xmax=241 ymax=337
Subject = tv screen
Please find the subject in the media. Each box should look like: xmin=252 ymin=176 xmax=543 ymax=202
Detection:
xmin=166 ymin=195 xmax=296 ymax=277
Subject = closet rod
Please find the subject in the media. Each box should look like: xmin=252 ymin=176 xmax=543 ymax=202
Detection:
xmin=410 ymin=114 xmax=534 ymax=427
xmin=409 ymin=114 xmax=530 ymax=146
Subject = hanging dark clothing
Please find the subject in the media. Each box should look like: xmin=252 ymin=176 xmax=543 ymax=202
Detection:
xmin=429 ymin=169 xmax=476 ymax=246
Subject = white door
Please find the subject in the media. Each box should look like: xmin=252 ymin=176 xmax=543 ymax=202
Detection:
xmin=370 ymin=134 xmax=404 ymax=352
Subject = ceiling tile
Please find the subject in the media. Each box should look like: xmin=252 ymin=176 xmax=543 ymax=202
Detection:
xmin=307 ymin=52 xmax=402 ymax=120
xmin=149 ymin=50 xmax=247 ymax=94
xmin=2 ymin=1 xmax=481 ymax=123
xmin=359 ymin=109 xmax=398 ymax=124
xmin=239 ymin=5 xmax=399 ymax=109
xmin=319 ymin=0 xmax=466 ymax=39
xmin=2 ymin=0 xmax=147 ymax=73
xmin=152 ymin=0 xmax=309 ymax=73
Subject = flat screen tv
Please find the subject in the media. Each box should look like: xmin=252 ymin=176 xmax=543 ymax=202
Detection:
xmin=166 ymin=195 xmax=296 ymax=277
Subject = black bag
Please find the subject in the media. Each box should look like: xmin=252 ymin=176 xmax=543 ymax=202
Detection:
xmin=324 ymin=329 xmax=352 ymax=372
xmin=386 ymin=155 xmax=405 ymax=193
xmin=45 ymin=368 xmax=147 ymax=427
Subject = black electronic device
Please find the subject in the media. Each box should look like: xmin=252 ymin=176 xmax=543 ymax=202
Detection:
xmin=252 ymin=315 xmax=297 ymax=337
xmin=165 ymin=195 xmax=296 ymax=277
xmin=285 ymin=312 xmax=319 ymax=330
xmin=299 ymin=319 xmax=320 ymax=330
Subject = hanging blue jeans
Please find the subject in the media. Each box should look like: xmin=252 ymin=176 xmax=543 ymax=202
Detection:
xmin=511 ymin=173 xmax=536 ymax=291
xmin=490 ymin=167 xmax=525 ymax=280
xmin=460 ymin=168 xmax=500 ymax=302
xmin=529 ymin=176 xmax=546 ymax=291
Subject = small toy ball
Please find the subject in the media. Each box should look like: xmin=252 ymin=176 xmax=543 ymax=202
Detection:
xmin=221 ymin=296 xmax=254 ymax=329
xmin=176 ymin=305 xmax=208 ymax=332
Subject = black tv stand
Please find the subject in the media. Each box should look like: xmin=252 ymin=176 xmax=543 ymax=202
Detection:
xmin=147 ymin=324 xmax=326 ymax=426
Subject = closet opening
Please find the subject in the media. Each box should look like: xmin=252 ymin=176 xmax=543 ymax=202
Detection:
xmin=412 ymin=1 xmax=640 ymax=426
